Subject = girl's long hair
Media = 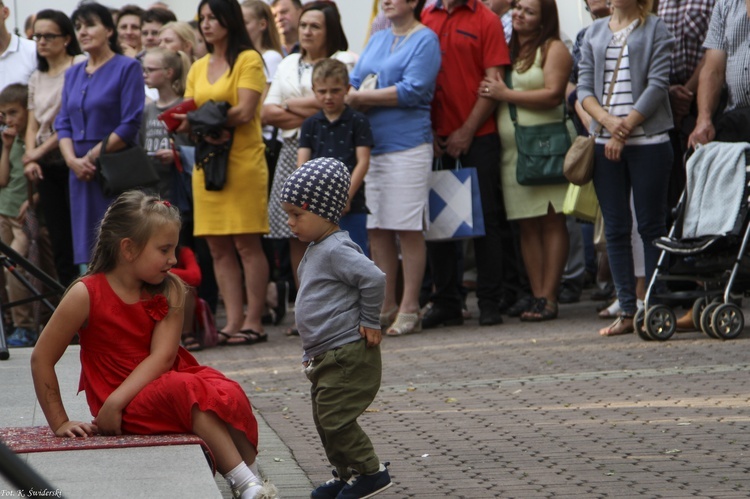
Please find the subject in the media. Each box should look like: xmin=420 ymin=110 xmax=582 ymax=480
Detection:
xmin=34 ymin=10 xmax=83 ymax=72
xmin=146 ymin=47 xmax=191 ymax=96
xmin=509 ymin=0 xmax=561 ymax=74
xmin=241 ymin=0 xmax=283 ymax=54
xmin=159 ymin=21 xmax=197 ymax=61
xmin=197 ymin=0 xmax=256 ymax=73
xmin=86 ymin=191 xmax=185 ymax=304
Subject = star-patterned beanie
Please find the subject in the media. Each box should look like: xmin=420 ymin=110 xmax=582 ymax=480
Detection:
xmin=280 ymin=157 xmax=351 ymax=225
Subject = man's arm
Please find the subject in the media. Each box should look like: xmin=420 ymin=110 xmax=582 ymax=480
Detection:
xmin=443 ymin=66 xmax=503 ymax=158
xmin=688 ymin=48 xmax=727 ymax=148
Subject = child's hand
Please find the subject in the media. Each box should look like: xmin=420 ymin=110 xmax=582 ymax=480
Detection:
xmin=93 ymin=402 xmax=123 ymax=435
xmin=154 ymin=149 xmax=174 ymax=165
xmin=359 ymin=325 xmax=382 ymax=347
xmin=55 ymin=420 xmax=97 ymax=438
xmin=1 ymin=126 xmax=16 ymax=148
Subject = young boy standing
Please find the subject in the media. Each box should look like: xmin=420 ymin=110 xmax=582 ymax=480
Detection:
xmin=280 ymin=157 xmax=392 ymax=499
xmin=0 ymin=83 xmax=56 ymax=347
xmin=298 ymin=58 xmax=374 ymax=256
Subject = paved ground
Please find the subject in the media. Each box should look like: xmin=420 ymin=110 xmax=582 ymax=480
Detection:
xmin=3 ymin=292 xmax=750 ymax=498
xmin=196 ymin=294 xmax=750 ymax=498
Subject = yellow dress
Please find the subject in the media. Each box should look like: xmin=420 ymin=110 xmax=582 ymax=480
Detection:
xmin=185 ymin=51 xmax=268 ymax=236
xmin=497 ymin=49 xmax=571 ymax=220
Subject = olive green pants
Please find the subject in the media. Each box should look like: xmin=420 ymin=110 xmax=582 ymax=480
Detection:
xmin=306 ymin=339 xmax=382 ymax=479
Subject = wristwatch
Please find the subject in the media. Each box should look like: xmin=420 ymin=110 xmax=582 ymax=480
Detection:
xmin=282 ymin=101 xmax=290 ymax=112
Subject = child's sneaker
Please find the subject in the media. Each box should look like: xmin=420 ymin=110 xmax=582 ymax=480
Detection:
xmin=6 ymin=327 xmax=38 ymax=348
xmin=311 ymin=470 xmax=346 ymax=499
xmin=336 ymin=464 xmax=392 ymax=499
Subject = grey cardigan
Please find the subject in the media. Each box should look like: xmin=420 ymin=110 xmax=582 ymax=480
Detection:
xmin=578 ymin=14 xmax=675 ymax=136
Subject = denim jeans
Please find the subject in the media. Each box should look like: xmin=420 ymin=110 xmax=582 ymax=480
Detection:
xmin=592 ymin=141 xmax=673 ymax=314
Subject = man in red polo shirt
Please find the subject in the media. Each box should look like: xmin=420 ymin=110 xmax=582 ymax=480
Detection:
xmin=421 ymin=0 xmax=510 ymax=328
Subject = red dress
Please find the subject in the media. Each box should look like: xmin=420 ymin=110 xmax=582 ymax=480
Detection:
xmin=77 ymin=273 xmax=258 ymax=445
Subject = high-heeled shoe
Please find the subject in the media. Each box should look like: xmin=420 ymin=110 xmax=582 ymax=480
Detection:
xmin=386 ymin=313 xmax=422 ymax=336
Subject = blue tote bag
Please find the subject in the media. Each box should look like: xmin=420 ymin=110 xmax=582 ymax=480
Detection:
xmin=424 ymin=160 xmax=486 ymax=241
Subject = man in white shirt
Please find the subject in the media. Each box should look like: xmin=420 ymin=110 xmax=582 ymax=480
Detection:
xmin=0 ymin=0 xmax=37 ymax=94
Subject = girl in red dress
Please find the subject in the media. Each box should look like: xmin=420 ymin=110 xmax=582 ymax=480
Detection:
xmin=31 ymin=191 xmax=274 ymax=499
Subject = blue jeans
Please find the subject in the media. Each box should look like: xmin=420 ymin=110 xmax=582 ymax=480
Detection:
xmin=592 ymin=142 xmax=673 ymax=314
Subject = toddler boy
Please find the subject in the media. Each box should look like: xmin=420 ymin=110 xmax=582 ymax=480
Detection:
xmin=0 ymin=83 xmax=56 ymax=347
xmin=298 ymin=58 xmax=373 ymax=255
xmin=280 ymin=157 xmax=391 ymax=499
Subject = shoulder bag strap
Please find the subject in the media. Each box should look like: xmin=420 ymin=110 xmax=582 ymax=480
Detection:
xmin=594 ymin=41 xmax=628 ymax=136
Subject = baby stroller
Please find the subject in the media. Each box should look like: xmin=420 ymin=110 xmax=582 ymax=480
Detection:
xmin=636 ymin=142 xmax=750 ymax=341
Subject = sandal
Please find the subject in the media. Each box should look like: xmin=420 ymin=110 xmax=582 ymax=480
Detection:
xmin=219 ymin=330 xmax=268 ymax=346
xmin=379 ymin=306 xmax=398 ymax=328
xmin=520 ymin=298 xmax=558 ymax=322
xmin=599 ymin=315 xmax=634 ymax=336
xmin=386 ymin=313 xmax=422 ymax=336
xmin=181 ymin=334 xmax=203 ymax=352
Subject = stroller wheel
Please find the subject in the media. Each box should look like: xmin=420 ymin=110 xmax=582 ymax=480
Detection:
xmin=691 ymin=297 xmax=708 ymax=330
xmin=634 ymin=308 xmax=652 ymax=341
xmin=700 ymin=302 xmax=721 ymax=339
xmin=645 ymin=305 xmax=676 ymax=341
xmin=711 ymin=303 xmax=745 ymax=340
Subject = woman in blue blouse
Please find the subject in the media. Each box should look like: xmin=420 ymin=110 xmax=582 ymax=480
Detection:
xmin=348 ymin=0 xmax=440 ymax=336
xmin=55 ymin=2 xmax=145 ymax=265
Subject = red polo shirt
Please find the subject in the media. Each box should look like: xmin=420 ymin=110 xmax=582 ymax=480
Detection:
xmin=423 ymin=0 xmax=510 ymax=137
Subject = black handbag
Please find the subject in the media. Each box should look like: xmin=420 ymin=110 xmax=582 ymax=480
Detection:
xmin=188 ymin=101 xmax=232 ymax=191
xmin=96 ymin=134 xmax=159 ymax=197
xmin=507 ymin=72 xmax=570 ymax=186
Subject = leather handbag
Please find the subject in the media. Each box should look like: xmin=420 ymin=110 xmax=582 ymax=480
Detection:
xmin=96 ymin=134 xmax=159 ymax=197
xmin=507 ymin=73 xmax=570 ymax=186
xmin=564 ymin=42 xmax=628 ymax=185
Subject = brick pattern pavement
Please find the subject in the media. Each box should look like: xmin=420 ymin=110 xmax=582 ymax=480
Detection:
xmin=197 ymin=300 xmax=750 ymax=498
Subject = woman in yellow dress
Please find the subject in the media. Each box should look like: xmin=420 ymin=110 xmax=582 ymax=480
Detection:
xmin=482 ymin=0 xmax=572 ymax=322
xmin=182 ymin=0 xmax=269 ymax=344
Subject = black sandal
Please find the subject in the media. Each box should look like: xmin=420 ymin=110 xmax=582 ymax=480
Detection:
xmin=520 ymin=298 xmax=558 ymax=322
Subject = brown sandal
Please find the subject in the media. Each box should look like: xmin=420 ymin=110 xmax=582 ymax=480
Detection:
xmin=599 ymin=315 xmax=634 ymax=336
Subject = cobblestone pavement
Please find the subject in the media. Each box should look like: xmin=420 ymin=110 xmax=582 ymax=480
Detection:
xmin=196 ymin=297 xmax=750 ymax=498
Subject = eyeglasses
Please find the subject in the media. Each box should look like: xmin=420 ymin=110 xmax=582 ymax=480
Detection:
xmin=142 ymin=67 xmax=166 ymax=75
xmin=32 ymin=33 xmax=66 ymax=42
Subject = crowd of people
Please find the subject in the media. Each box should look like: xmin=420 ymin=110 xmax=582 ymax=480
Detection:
xmin=2 ymin=0 xmax=748 ymax=340
xmin=2 ymin=0 xmax=749 ymax=496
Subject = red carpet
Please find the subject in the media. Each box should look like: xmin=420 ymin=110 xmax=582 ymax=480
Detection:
xmin=0 ymin=426 xmax=215 ymax=472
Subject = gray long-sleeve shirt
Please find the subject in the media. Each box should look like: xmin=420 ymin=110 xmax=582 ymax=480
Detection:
xmin=296 ymin=231 xmax=386 ymax=362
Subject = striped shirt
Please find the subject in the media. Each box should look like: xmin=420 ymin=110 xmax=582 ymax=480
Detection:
xmin=597 ymin=21 xmax=669 ymax=145
xmin=702 ymin=0 xmax=750 ymax=111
